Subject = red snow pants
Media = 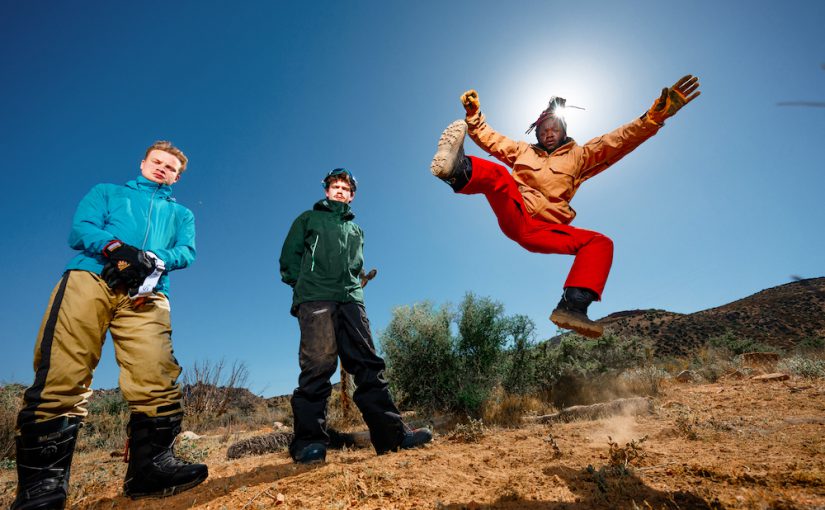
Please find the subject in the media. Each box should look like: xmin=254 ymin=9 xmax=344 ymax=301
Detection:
xmin=460 ymin=156 xmax=613 ymax=299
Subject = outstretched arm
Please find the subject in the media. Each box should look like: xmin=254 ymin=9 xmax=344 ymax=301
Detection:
xmin=578 ymin=74 xmax=701 ymax=181
xmin=462 ymin=89 xmax=528 ymax=168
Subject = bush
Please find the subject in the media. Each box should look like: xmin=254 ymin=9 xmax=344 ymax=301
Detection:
xmin=80 ymin=389 xmax=129 ymax=452
xmin=778 ymin=356 xmax=825 ymax=378
xmin=381 ymin=293 xmax=524 ymax=416
xmin=182 ymin=358 xmax=250 ymax=431
xmin=500 ymin=315 xmax=539 ymax=396
xmin=533 ymin=334 xmax=655 ymax=406
xmin=380 ymin=301 xmax=459 ymax=413
xmin=0 ymin=384 xmax=24 ymax=461
xmin=707 ymin=331 xmax=779 ymax=358
xmin=795 ymin=336 xmax=825 ymax=355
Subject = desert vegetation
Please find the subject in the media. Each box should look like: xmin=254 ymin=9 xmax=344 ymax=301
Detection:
xmin=2 ymin=286 xmax=824 ymax=508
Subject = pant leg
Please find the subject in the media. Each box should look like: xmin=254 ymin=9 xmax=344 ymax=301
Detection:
xmin=289 ymin=301 xmax=340 ymax=457
xmin=336 ymin=302 xmax=406 ymax=454
xmin=108 ymin=293 xmax=183 ymax=417
xmin=17 ymin=271 xmax=113 ymax=427
xmin=460 ymin=156 xmax=613 ymax=298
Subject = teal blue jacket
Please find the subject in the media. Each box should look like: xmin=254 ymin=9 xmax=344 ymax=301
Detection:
xmin=279 ymin=199 xmax=364 ymax=314
xmin=64 ymin=176 xmax=196 ymax=296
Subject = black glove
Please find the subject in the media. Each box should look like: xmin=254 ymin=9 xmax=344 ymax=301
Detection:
xmin=101 ymin=240 xmax=155 ymax=290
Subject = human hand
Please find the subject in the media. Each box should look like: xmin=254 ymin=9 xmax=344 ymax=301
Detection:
xmin=647 ymin=74 xmax=701 ymax=124
xmin=359 ymin=268 xmax=377 ymax=288
xmin=101 ymin=241 xmax=156 ymax=290
xmin=460 ymin=89 xmax=480 ymax=116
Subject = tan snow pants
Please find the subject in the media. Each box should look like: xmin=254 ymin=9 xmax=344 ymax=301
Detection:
xmin=17 ymin=270 xmax=183 ymax=427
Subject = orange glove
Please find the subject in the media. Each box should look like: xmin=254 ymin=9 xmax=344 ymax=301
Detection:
xmin=647 ymin=75 xmax=701 ymax=124
xmin=460 ymin=89 xmax=480 ymax=116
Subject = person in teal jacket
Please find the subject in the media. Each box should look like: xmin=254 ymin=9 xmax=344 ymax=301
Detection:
xmin=279 ymin=168 xmax=432 ymax=464
xmin=12 ymin=141 xmax=207 ymax=510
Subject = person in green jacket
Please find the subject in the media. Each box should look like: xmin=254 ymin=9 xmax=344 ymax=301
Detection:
xmin=279 ymin=168 xmax=432 ymax=463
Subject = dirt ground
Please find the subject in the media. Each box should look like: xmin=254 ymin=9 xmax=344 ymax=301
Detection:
xmin=2 ymin=376 xmax=823 ymax=509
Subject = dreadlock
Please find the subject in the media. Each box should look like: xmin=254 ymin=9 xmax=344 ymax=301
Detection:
xmin=526 ymin=96 xmax=568 ymax=135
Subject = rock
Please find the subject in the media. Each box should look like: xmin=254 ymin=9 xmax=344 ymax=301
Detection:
xmin=273 ymin=421 xmax=285 ymax=429
xmin=723 ymin=369 xmax=745 ymax=379
xmin=675 ymin=370 xmax=694 ymax=383
xmin=751 ymin=373 xmax=790 ymax=382
xmin=529 ymin=397 xmax=653 ymax=424
xmin=180 ymin=431 xmax=201 ymax=440
xmin=276 ymin=493 xmax=285 ymax=505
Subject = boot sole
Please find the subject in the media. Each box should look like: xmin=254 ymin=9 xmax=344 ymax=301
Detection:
xmin=430 ymin=120 xmax=467 ymax=178
xmin=550 ymin=309 xmax=604 ymax=338
xmin=124 ymin=471 xmax=208 ymax=500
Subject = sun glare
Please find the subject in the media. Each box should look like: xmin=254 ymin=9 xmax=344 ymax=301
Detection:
xmin=493 ymin=56 xmax=633 ymax=143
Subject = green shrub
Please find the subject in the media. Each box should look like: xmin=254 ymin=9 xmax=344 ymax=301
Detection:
xmin=778 ymin=356 xmax=825 ymax=378
xmin=707 ymin=331 xmax=779 ymax=357
xmin=381 ymin=293 xmax=523 ymax=416
xmin=500 ymin=315 xmax=539 ymax=396
xmin=380 ymin=301 xmax=459 ymax=413
xmin=795 ymin=336 xmax=825 ymax=354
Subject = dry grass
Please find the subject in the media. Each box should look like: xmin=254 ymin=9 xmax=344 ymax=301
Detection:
xmin=481 ymin=389 xmax=544 ymax=427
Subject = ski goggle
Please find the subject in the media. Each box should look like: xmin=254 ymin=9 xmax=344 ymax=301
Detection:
xmin=322 ymin=168 xmax=358 ymax=191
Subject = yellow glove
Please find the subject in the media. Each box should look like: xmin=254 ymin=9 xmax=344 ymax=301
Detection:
xmin=460 ymin=89 xmax=480 ymax=116
xmin=647 ymin=75 xmax=701 ymax=124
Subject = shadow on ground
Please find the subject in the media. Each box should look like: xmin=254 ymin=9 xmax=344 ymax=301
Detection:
xmin=75 ymin=460 xmax=321 ymax=510
xmin=440 ymin=465 xmax=722 ymax=510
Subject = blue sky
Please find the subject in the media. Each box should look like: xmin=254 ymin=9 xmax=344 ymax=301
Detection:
xmin=1 ymin=1 xmax=823 ymax=397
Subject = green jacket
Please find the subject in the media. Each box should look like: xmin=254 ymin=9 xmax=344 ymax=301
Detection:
xmin=279 ymin=199 xmax=365 ymax=314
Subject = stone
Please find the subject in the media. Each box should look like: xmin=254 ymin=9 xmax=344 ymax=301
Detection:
xmin=675 ymin=370 xmax=694 ymax=383
xmin=751 ymin=372 xmax=790 ymax=382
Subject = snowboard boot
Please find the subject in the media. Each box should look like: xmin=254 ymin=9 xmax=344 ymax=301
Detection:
xmin=431 ymin=120 xmax=472 ymax=191
xmin=400 ymin=427 xmax=433 ymax=450
xmin=12 ymin=416 xmax=81 ymax=510
xmin=292 ymin=442 xmax=327 ymax=464
xmin=550 ymin=287 xmax=604 ymax=338
xmin=123 ymin=412 xmax=208 ymax=499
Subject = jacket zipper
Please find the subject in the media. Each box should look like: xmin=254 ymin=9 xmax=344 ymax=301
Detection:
xmin=310 ymin=235 xmax=319 ymax=271
xmin=141 ymin=186 xmax=160 ymax=250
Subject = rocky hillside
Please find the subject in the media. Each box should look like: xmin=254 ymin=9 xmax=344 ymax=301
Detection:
xmin=597 ymin=276 xmax=825 ymax=356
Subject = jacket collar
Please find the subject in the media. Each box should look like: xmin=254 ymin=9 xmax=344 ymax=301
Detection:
xmin=126 ymin=176 xmax=174 ymax=200
xmin=533 ymin=137 xmax=575 ymax=156
xmin=314 ymin=199 xmax=355 ymax=220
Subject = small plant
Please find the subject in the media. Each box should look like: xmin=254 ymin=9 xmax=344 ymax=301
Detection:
xmin=607 ymin=435 xmax=647 ymax=469
xmin=674 ymin=414 xmax=699 ymax=440
xmin=448 ymin=417 xmax=486 ymax=443
xmin=544 ymin=433 xmax=562 ymax=459
xmin=175 ymin=437 xmax=209 ymax=463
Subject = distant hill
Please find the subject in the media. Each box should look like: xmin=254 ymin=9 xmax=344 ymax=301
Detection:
xmin=595 ymin=276 xmax=825 ymax=356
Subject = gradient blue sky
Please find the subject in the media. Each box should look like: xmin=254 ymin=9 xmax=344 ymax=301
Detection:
xmin=2 ymin=1 xmax=823 ymax=397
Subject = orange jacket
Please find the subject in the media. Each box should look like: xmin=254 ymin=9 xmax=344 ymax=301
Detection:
xmin=466 ymin=111 xmax=662 ymax=225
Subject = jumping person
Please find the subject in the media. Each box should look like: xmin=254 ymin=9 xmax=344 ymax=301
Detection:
xmin=430 ymin=76 xmax=700 ymax=338
xmin=12 ymin=141 xmax=206 ymax=509
xmin=279 ymin=168 xmax=432 ymax=463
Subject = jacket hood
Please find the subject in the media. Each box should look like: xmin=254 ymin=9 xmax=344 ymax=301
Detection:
xmin=314 ymin=199 xmax=355 ymax=220
xmin=125 ymin=176 xmax=175 ymax=200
